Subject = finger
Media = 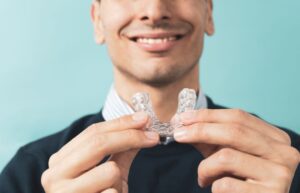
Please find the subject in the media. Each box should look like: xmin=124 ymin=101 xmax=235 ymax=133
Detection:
xmin=179 ymin=109 xmax=291 ymax=144
xmin=101 ymin=188 xmax=118 ymax=193
xmin=211 ymin=177 xmax=267 ymax=193
xmin=51 ymin=129 xmax=159 ymax=178
xmin=174 ymin=122 xmax=300 ymax=167
xmin=263 ymin=143 xmax=300 ymax=171
xmin=71 ymin=161 xmax=121 ymax=193
xmin=85 ymin=112 xmax=149 ymax=134
xmin=49 ymin=112 xmax=149 ymax=167
xmin=198 ymin=148 xmax=287 ymax=187
xmin=174 ymin=122 xmax=273 ymax=158
xmin=109 ymin=150 xmax=139 ymax=182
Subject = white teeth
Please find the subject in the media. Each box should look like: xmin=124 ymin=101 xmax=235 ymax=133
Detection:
xmin=136 ymin=36 xmax=177 ymax=44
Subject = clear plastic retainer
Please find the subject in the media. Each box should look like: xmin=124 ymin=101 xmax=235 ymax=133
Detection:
xmin=132 ymin=88 xmax=196 ymax=145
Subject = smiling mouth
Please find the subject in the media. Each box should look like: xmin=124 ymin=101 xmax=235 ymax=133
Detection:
xmin=127 ymin=33 xmax=186 ymax=52
xmin=130 ymin=35 xmax=184 ymax=44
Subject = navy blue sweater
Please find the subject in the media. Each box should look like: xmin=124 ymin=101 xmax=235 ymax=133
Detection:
xmin=1 ymin=97 xmax=299 ymax=193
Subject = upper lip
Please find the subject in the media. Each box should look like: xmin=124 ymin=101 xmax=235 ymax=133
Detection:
xmin=127 ymin=31 xmax=185 ymax=41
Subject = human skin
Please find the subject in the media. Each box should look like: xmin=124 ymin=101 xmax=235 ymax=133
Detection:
xmin=41 ymin=0 xmax=300 ymax=192
xmin=42 ymin=112 xmax=159 ymax=193
xmin=174 ymin=109 xmax=300 ymax=193
xmin=91 ymin=0 xmax=214 ymax=122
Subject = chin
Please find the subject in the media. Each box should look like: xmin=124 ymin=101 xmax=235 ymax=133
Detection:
xmin=135 ymin=69 xmax=185 ymax=87
xmin=114 ymin=57 xmax=198 ymax=87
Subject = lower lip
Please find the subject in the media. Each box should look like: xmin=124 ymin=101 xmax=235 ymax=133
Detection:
xmin=133 ymin=38 xmax=181 ymax=52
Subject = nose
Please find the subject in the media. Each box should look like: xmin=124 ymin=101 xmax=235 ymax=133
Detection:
xmin=138 ymin=0 xmax=172 ymax=25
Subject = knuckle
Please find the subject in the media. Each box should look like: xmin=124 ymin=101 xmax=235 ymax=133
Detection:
xmin=280 ymin=131 xmax=291 ymax=145
xmin=41 ymin=170 xmax=72 ymax=193
xmin=84 ymin=123 xmax=101 ymax=138
xmin=87 ymin=123 xmax=100 ymax=134
xmin=287 ymin=147 xmax=300 ymax=164
xmin=275 ymin=165 xmax=292 ymax=182
xmin=91 ymin=133 xmax=107 ymax=148
xmin=105 ymin=161 xmax=121 ymax=180
xmin=231 ymin=109 xmax=247 ymax=122
xmin=216 ymin=148 xmax=234 ymax=164
xmin=225 ymin=124 xmax=245 ymax=144
xmin=90 ymin=134 xmax=108 ymax=155
xmin=48 ymin=153 xmax=58 ymax=168
xmin=197 ymin=160 xmax=208 ymax=179
xmin=232 ymin=124 xmax=245 ymax=135
xmin=212 ymin=177 xmax=233 ymax=193
xmin=41 ymin=169 xmax=53 ymax=190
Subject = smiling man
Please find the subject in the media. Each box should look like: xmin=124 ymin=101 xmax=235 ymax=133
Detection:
xmin=1 ymin=0 xmax=300 ymax=193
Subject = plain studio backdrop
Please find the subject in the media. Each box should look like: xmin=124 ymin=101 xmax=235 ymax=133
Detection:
xmin=0 ymin=0 xmax=299 ymax=170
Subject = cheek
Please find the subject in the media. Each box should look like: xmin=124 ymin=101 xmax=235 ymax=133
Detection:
xmin=182 ymin=6 xmax=207 ymax=53
xmin=180 ymin=0 xmax=207 ymax=28
xmin=100 ymin=1 xmax=133 ymax=42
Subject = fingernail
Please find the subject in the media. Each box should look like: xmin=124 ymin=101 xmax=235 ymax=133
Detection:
xmin=180 ymin=110 xmax=197 ymax=122
xmin=173 ymin=128 xmax=188 ymax=140
xmin=132 ymin=112 xmax=148 ymax=122
xmin=144 ymin=131 xmax=159 ymax=141
xmin=198 ymin=178 xmax=203 ymax=187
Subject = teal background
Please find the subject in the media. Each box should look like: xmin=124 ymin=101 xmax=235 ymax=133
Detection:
xmin=0 ymin=0 xmax=299 ymax=170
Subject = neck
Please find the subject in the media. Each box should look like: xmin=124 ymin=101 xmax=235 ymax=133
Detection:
xmin=114 ymin=65 xmax=200 ymax=122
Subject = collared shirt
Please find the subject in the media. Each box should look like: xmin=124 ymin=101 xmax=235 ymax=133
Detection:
xmin=1 ymin=85 xmax=300 ymax=193
xmin=102 ymin=84 xmax=208 ymax=121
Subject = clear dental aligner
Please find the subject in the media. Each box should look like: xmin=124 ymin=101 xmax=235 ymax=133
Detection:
xmin=132 ymin=88 xmax=197 ymax=145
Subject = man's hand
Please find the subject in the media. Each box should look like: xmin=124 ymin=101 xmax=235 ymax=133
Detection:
xmin=41 ymin=112 xmax=159 ymax=193
xmin=174 ymin=109 xmax=300 ymax=193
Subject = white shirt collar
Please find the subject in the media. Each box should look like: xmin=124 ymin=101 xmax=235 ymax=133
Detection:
xmin=102 ymin=84 xmax=208 ymax=121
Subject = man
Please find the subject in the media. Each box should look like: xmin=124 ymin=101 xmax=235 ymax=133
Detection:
xmin=1 ymin=0 xmax=300 ymax=192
